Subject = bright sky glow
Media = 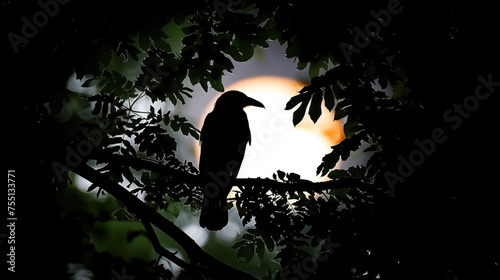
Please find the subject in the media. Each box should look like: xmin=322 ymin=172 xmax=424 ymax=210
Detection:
xmin=196 ymin=75 xmax=344 ymax=182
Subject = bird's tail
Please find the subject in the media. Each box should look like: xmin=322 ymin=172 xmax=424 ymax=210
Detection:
xmin=199 ymin=199 xmax=229 ymax=231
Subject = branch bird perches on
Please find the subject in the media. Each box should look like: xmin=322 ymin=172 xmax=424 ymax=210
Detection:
xmin=89 ymin=150 xmax=368 ymax=194
xmin=69 ymin=149 xmax=368 ymax=278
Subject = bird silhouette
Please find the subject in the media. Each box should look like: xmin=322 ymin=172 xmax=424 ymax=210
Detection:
xmin=199 ymin=90 xmax=265 ymax=230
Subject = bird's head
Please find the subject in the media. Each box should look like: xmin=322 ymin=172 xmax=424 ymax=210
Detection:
xmin=214 ymin=90 xmax=265 ymax=110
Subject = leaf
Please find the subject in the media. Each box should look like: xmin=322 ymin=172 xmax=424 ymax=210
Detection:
xmin=182 ymin=25 xmax=198 ymax=35
xmin=170 ymin=119 xmax=179 ymax=131
xmin=189 ymin=129 xmax=200 ymax=140
xmin=256 ymin=239 xmax=265 ymax=260
xmin=288 ymin=172 xmax=301 ymax=182
xmin=285 ymin=94 xmax=309 ymax=110
xmin=140 ymin=172 xmax=151 ymax=185
xmin=346 ymin=165 xmax=367 ymax=177
xmin=159 ymin=134 xmax=177 ymax=152
xmin=293 ymin=99 xmax=309 ymax=126
xmin=92 ymin=100 xmax=102 ymax=115
xmin=221 ymin=45 xmax=247 ymax=62
xmin=343 ymin=121 xmax=361 ymax=138
xmin=138 ymin=31 xmax=151 ymax=51
xmin=327 ymin=169 xmax=350 ymax=179
xmin=261 ymin=233 xmax=275 ymax=252
xmin=231 ymin=37 xmax=254 ymax=62
xmin=331 ymin=188 xmax=350 ymax=201
xmin=308 ymin=58 xmax=328 ymax=79
xmin=182 ymin=34 xmax=198 ymax=45
xmin=122 ymin=167 xmax=135 ymax=186
xmin=209 ymin=75 xmax=225 ymax=92
xmin=324 ymin=85 xmax=335 ymax=111
xmin=334 ymin=109 xmax=348 ymax=121
xmin=316 ymin=149 xmax=341 ymax=176
xmin=165 ymin=91 xmax=178 ymax=106
xmin=285 ymin=91 xmax=313 ymax=126
xmin=392 ymin=80 xmax=410 ymax=100
xmin=297 ymin=61 xmax=308 ymax=70
xmin=277 ymin=170 xmax=286 ymax=181
xmin=151 ymin=30 xmax=171 ymax=52
xmin=126 ymin=45 xmax=141 ymax=62
xmin=163 ymin=111 xmax=171 ymax=127
xmin=308 ymin=92 xmax=323 ymax=123
xmin=166 ymin=203 xmax=180 ymax=219
xmin=237 ymin=245 xmax=255 ymax=263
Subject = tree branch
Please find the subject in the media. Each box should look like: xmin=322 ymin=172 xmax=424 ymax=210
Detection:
xmin=72 ymin=163 xmax=256 ymax=280
xmin=70 ymin=152 xmax=368 ymax=278
xmin=90 ymin=151 xmax=368 ymax=193
xmin=141 ymin=219 xmax=190 ymax=270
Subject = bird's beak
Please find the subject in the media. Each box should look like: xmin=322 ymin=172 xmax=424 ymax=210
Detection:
xmin=245 ymin=97 xmax=265 ymax=109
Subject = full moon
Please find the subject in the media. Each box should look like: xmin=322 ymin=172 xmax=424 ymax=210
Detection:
xmin=196 ymin=76 xmax=344 ymax=182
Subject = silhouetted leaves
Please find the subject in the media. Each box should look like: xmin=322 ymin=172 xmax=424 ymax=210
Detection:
xmin=285 ymin=93 xmax=311 ymax=126
xmin=13 ymin=0 xmax=500 ymax=279
xmin=328 ymin=165 xmax=367 ymax=180
xmin=309 ymin=89 xmax=323 ymax=123
xmin=168 ymin=114 xmax=200 ymax=140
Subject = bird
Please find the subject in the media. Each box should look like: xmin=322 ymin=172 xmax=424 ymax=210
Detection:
xmin=199 ymin=90 xmax=265 ymax=230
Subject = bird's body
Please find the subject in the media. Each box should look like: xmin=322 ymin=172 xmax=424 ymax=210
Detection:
xmin=199 ymin=91 xmax=264 ymax=230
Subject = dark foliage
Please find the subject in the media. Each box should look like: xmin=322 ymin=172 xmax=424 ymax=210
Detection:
xmin=3 ymin=0 xmax=500 ymax=279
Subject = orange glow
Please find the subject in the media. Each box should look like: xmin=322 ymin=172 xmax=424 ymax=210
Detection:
xmin=323 ymin=120 xmax=345 ymax=145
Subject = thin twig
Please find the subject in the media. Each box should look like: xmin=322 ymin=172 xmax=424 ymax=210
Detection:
xmin=141 ymin=219 xmax=196 ymax=272
xmin=72 ymin=163 xmax=257 ymax=280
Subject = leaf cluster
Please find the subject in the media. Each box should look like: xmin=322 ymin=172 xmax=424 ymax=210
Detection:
xmin=9 ymin=0 xmax=500 ymax=279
